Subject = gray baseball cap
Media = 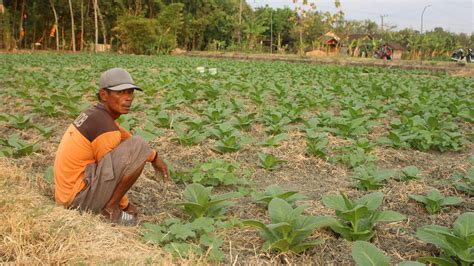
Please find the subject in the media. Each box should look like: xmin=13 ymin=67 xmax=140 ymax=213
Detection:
xmin=99 ymin=68 xmax=142 ymax=91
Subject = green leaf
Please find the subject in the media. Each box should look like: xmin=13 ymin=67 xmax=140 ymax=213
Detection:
xmin=373 ymin=211 xmax=406 ymax=223
xmin=351 ymin=241 xmax=390 ymax=266
xmin=397 ymin=261 xmax=425 ymax=266
xmin=356 ymin=192 xmax=384 ymax=211
xmin=134 ymin=128 xmax=156 ymax=141
xmin=268 ymin=198 xmax=293 ymax=223
xmin=242 ymin=219 xmax=267 ymax=230
xmin=190 ymin=217 xmax=215 ymax=233
xmin=453 ymin=212 xmax=474 ymax=240
xmin=416 ymin=225 xmax=453 ymax=253
xmin=290 ymin=240 xmax=324 ymax=253
xmin=164 ymin=242 xmax=203 ymax=258
xmin=409 ymin=194 xmax=428 ymax=204
xmin=400 ymin=165 xmax=420 ymax=180
xmin=440 ymin=196 xmax=463 ymax=206
xmin=322 ymin=194 xmax=347 ymax=211
xmin=43 ymin=166 xmax=54 ymax=185
xmin=418 ymin=256 xmax=457 ymax=266
xmin=169 ymin=223 xmax=196 ymax=240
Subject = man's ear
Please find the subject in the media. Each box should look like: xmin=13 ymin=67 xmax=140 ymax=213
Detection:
xmin=99 ymin=88 xmax=109 ymax=102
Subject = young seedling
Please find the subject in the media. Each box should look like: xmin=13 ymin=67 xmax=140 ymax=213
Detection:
xmin=257 ymin=152 xmax=286 ymax=171
xmin=0 ymin=112 xmax=34 ymax=129
xmin=322 ymin=192 xmax=406 ymax=241
xmin=396 ymin=165 xmax=421 ymax=181
xmin=409 ymin=188 xmax=463 ymax=214
xmin=172 ymin=124 xmax=207 ymax=145
xmin=175 ymin=183 xmax=240 ymax=220
xmin=352 ymin=165 xmax=395 ymax=190
xmin=232 ymin=112 xmax=256 ymax=131
xmin=212 ymin=135 xmax=242 ymax=153
xmin=251 ymin=185 xmax=306 ymax=207
xmin=258 ymin=133 xmax=287 ymax=147
xmin=452 ymin=156 xmax=474 ymax=196
xmin=306 ymin=132 xmax=329 ymax=158
xmin=416 ymin=212 xmax=474 ymax=266
xmin=243 ymin=198 xmax=332 ymax=253
xmin=0 ymin=134 xmax=40 ymax=157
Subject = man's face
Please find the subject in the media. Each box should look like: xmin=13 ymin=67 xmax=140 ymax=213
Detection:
xmin=100 ymin=88 xmax=134 ymax=119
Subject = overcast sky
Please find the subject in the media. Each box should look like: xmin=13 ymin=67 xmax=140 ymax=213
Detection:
xmin=249 ymin=0 xmax=473 ymax=34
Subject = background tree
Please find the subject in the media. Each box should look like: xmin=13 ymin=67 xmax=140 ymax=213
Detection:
xmin=68 ymin=0 xmax=75 ymax=51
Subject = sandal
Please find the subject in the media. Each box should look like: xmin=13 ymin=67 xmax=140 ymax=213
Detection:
xmin=123 ymin=202 xmax=139 ymax=217
xmin=102 ymin=208 xmax=138 ymax=226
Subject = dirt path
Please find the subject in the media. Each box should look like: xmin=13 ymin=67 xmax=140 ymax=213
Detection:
xmin=185 ymin=51 xmax=474 ymax=75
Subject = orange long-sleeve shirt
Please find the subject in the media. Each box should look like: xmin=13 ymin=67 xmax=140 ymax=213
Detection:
xmin=54 ymin=103 xmax=155 ymax=208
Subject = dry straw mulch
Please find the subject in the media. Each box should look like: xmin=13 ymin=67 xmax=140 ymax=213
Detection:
xmin=0 ymin=158 xmax=179 ymax=265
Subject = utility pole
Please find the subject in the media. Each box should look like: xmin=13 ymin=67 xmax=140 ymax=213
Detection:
xmin=238 ymin=0 xmax=242 ymax=45
xmin=421 ymin=5 xmax=431 ymax=34
xmin=270 ymin=9 xmax=273 ymax=53
xmin=380 ymin=14 xmax=388 ymax=32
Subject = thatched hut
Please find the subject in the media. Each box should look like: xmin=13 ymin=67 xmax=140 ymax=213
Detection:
xmin=384 ymin=41 xmax=404 ymax=60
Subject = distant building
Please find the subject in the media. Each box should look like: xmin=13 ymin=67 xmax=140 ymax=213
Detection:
xmin=384 ymin=41 xmax=404 ymax=60
xmin=345 ymin=34 xmax=404 ymax=60
xmin=320 ymin=32 xmax=341 ymax=54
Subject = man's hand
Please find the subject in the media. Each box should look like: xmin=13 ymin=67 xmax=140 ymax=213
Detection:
xmin=152 ymin=154 xmax=172 ymax=182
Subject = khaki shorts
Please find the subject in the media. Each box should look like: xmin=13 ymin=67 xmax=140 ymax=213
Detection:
xmin=70 ymin=136 xmax=152 ymax=213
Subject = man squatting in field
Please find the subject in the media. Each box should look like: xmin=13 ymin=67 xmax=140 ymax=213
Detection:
xmin=54 ymin=68 xmax=171 ymax=225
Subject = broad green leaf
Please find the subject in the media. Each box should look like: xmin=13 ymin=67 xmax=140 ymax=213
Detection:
xmin=373 ymin=211 xmax=406 ymax=223
xmin=268 ymin=198 xmax=293 ymax=223
xmin=409 ymin=194 xmax=428 ymax=204
xmin=440 ymin=196 xmax=463 ymax=206
xmin=322 ymin=194 xmax=347 ymax=211
xmin=351 ymin=241 xmax=390 ymax=266
xmin=290 ymin=240 xmax=324 ymax=253
xmin=453 ymin=212 xmax=474 ymax=240
xmin=169 ymin=223 xmax=196 ymax=240
xmin=356 ymin=192 xmax=384 ymax=211
xmin=418 ymin=256 xmax=457 ymax=266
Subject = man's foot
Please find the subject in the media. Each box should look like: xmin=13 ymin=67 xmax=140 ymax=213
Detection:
xmin=101 ymin=207 xmax=138 ymax=226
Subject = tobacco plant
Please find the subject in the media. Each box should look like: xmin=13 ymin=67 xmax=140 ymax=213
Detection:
xmin=452 ymin=156 xmax=474 ymax=196
xmin=351 ymin=165 xmax=395 ymax=190
xmin=258 ymin=133 xmax=287 ymax=147
xmin=416 ymin=212 xmax=474 ymax=266
xmin=0 ymin=134 xmax=40 ymax=157
xmin=305 ymin=131 xmax=329 ymax=159
xmin=243 ymin=198 xmax=332 ymax=253
xmin=321 ymin=192 xmax=406 ymax=241
xmin=251 ymin=185 xmax=306 ymax=207
xmin=409 ymin=188 xmax=463 ymax=214
xmin=395 ymin=166 xmax=421 ymax=181
xmin=258 ymin=152 xmax=286 ymax=170
xmin=175 ymin=183 xmax=240 ymax=219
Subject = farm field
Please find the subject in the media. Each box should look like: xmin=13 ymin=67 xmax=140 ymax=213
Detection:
xmin=1 ymin=53 xmax=473 ymax=264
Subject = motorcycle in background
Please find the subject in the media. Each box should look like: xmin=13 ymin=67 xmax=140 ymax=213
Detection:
xmin=451 ymin=48 xmax=472 ymax=62
xmin=466 ymin=48 xmax=472 ymax=63
xmin=374 ymin=47 xmax=392 ymax=60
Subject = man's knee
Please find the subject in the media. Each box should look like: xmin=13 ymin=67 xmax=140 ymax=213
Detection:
xmin=113 ymin=136 xmax=152 ymax=163
xmin=126 ymin=135 xmax=148 ymax=147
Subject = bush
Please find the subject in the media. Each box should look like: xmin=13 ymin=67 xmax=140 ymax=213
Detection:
xmin=113 ymin=16 xmax=158 ymax=55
